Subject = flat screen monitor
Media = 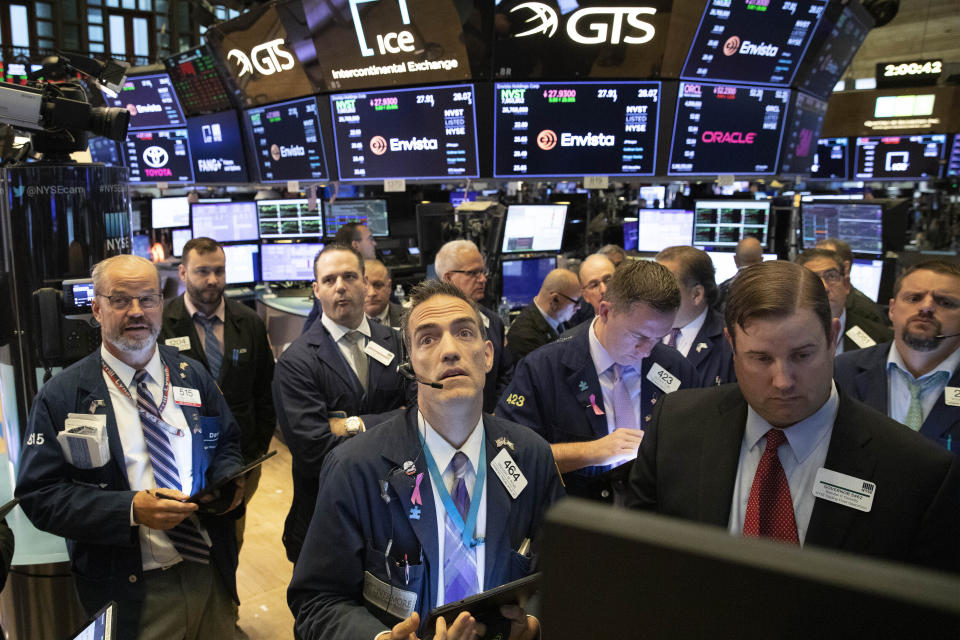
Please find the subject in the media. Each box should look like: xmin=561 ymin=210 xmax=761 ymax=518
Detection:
xmin=693 ymin=200 xmax=771 ymax=249
xmin=947 ymin=133 xmax=960 ymax=177
xmin=164 ymin=45 xmax=233 ymax=116
xmin=853 ymin=134 xmax=946 ymax=181
xmin=245 ymin=96 xmax=328 ymax=182
xmin=681 ymin=0 xmax=829 ymax=86
xmin=124 ymin=128 xmax=194 ymax=184
xmin=501 ymin=204 xmax=568 ymax=253
xmin=132 ymin=233 xmax=152 ymax=260
xmin=88 ymin=137 xmax=122 ymax=165
xmin=191 ymin=201 xmax=259 ymax=242
xmin=701 ymin=250 xmax=778 ymax=283
xmin=223 ymin=243 xmax=261 ymax=285
xmin=325 ymin=199 xmax=389 ymax=237
xmin=260 ymin=242 xmax=324 ymax=282
xmin=329 ymin=84 xmax=479 ymax=181
xmin=151 ymin=197 xmax=190 ymax=229
xmin=186 ymin=111 xmax=249 ymax=183
xmin=801 ymin=202 xmax=884 ymax=255
xmin=502 ymin=257 xmax=557 ymax=309
xmin=668 ymin=83 xmax=789 ymax=175
xmin=793 ymin=1 xmax=874 ymax=101
xmin=811 ymin=137 xmax=850 ymax=180
xmin=623 ymin=209 xmax=695 ymax=253
xmin=851 ymin=258 xmax=884 ymax=303
xmin=171 ymin=228 xmax=192 ymax=257
xmin=104 ymin=73 xmax=186 ymax=130
xmin=493 ymin=81 xmax=661 ymax=178
xmin=779 ymin=92 xmax=828 ymax=176
xmin=639 ymin=186 xmax=666 ymax=207
xmin=256 ymin=199 xmax=322 ymax=240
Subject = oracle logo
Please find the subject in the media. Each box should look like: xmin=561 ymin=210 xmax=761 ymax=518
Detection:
xmin=723 ymin=36 xmax=741 ymax=56
xmin=370 ymin=136 xmax=388 ymax=155
xmin=537 ymin=129 xmax=558 ymax=150
xmin=701 ymin=131 xmax=756 ymax=144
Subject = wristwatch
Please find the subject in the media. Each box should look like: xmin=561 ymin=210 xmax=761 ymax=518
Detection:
xmin=345 ymin=416 xmax=364 ymax=436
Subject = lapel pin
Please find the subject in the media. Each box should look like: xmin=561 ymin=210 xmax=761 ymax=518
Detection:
xmin=88 ymin=399 xmax=105 ymax=414
xmin=180 ymin=362 xmax=188 ymax=370
xmin=408 ymin=505 xmax=421 ymax=520
xmin=589 ymin=393 xmax=604 ymax=416
xmin=645 ymin=415 xmax=652 ymax=422
xmin=650 ymin=397 xmax=657 ymax=405
xmin=402 ymin=460 xmax=417 ymax=476
xmin=496 ymin=437 xmax=515 ymax=450
xmin=696 ymin=342 xmax=708 ymax=353
xmin=578 ymin=380 xmax=589 ymax=392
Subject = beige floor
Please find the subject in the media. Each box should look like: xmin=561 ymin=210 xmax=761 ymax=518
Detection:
xmin=237 ymin=435 xmax=296 ymax=639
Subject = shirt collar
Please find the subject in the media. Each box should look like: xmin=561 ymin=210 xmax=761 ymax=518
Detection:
xmin=184 ymin=294 xmax=225 ymax=323
xmin=887 ymin=339 xmax=960 ymax=382
xmin=681 ymin=306 xmax=709 ymax=335
xmin=588 ymin=316 xmax=617 ymax=376
xmin=373 ymin=304 xmax=391 ymax=325
xmin=744 ymin=381 xmax=838 ymax=464
xmin=100 ymin=344 xmax=162 ymax=390
xmin=418 ymin=410 xmax=485 ymax=477
xmin=321 ymin=313 xmax=371 ymax=342
xmin=534 ymin=299 xmax=562 ymax=333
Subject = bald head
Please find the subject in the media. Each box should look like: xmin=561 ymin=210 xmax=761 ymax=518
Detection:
xmin=579 ymin=254 xmax=616 ymax=314
xmin=734 ymin=237 xmax=763 ymax=268
xmin=534 ymin=268 xmax=582 ymax=323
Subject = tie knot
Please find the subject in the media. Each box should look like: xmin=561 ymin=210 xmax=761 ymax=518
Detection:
xmin=764 ymin=428 xmax=787 ymax=451
xmin=133 ymin=369 xmax=149 ymax=386
xmin=345 ymin=330 xmax=365 ymax=345
xmin=451 ymin=451 xmax=470 ymax=479
xmin=194 ymin=312 xmax=214 ymax=326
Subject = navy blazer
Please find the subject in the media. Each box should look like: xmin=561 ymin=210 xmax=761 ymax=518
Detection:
xmin=16 ymin=346 xmax=244 ymax=638
xmin=479 ymin=306 xmax=515 ymax=414
xmin=288 ymin=408 xmax=564 ymax=640
xmin=835 ymin=342 xmax=959 ymax=451
xmin=506 ymin=302 xmax=560 ymax=362
xmin=627 ymin=384 xmax=960 ymax=573
xmin=684 ymin=307 xmax=736 ymax=386
xmin=273 ymin=318 xmax=408 ymax=561
xmin=496 ymin=325 xmax=700 ymax=501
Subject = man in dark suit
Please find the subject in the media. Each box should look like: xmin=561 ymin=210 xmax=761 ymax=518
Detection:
xmin=435 ymin=240 xmax=514 ymax=413
xmin=627 ymin=261 xmax=959 ymax=573
xmin=796 ymin=249 xmax=892 ymax=354
xmin=816 ymin=237 xmax=891 ymax=327
xmin=364 ymin=259 xmax=404 ymax=328
xmin=160 ymin=237 xmax=275 ymax=550
xmin=835 ymin=260 xmax=960 ymax=451
xmin=273 ymin=245 xmax=408 ymax=562
xmin=499 ymin=260 xmax=700 ymax=503
xmin=656 ymin=246 xmax=735 ymax=386
xmin=303 ymin=223 xmax=379 ymax=334
xmin=288 ymin=280 xmax=563 ymax=640
xmin=506 ymin=268 xmax=581 ymax=361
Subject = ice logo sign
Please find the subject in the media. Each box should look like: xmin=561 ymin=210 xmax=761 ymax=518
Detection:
xmin=350 ymin=0 xmax=416 ymax=57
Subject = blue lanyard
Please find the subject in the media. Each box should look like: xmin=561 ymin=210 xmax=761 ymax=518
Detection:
xmin=418 ymin=428 xmax=486 ymax=549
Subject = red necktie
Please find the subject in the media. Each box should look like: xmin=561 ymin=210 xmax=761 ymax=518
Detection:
xmin=743 ymin=428 xmax=799 ymax=544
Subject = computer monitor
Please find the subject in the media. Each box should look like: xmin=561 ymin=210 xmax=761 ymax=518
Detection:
xmin=501 ymin=204 xmax=568 ymax=253
xmin=701 ymin=250 xmax=778 ymax=284
xmin=851 ymin=258 xmax=885 ymax=303
xmin=244 ymin=96 xmax=329 ymax=182
xmin=692 ymin=200 xmax=771 ymax=249
xmin=501 ymin=257 xmax=557 ymax=309
xmin=186 ymin=111 xmax=249 ymax=183
xmin=191 ymin=201 xmax=259 ymax=243
xmin=639 ymin=186 xmax=665 ymax=208
xmin=260 ymin=242 xmax=324 ymax=282
xmin=853 ymin=134 xmax=947 ymax=180
xmin=132 ymin=234 xmax=152 ymax=260
xmin=124 ymin=128 xmax=194 ymax=184
xmin=171 ymin=228 xmax=192 ymax=257
xmin=164 ymin=44 xmax=233 ymax=116
xmin=222 ymin=243 xmax=261 ymax=285
xmin=623 ymin=209 xmax=694 ymax=253
xmin=256 ymin=199 xmax=323 ymax=240
xmin=325 ymin=200 xmax=389 ymax=238
xmin=151 ymin=197 xmax=190 ymax=229
xmin=103 ymin=72 xmax=186 ymax=130
xmin=810 ymin=137 xmax=850 ymax=181
xmin=800 ymin=202 xmax=884 ymax=255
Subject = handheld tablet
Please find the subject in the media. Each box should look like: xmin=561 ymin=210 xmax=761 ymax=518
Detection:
xmin=425 ymin=572 xmax=541 ymax=637
xmin=187 ymin=450 xmax=278 ymax=505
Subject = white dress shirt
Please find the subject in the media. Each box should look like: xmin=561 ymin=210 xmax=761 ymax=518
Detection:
xmin=101 ymin=345 xmax=193 ymax=570
xmin=728 ymin=382 xmax=838 ymax=545
xmin=588 ymin=318 xmax=642 ymax=434
xmin=418 ymin=411 xmax=487 ymax=607
xmin=662 ymin=307 xmax=708 ymax=357
xmin=886 ymin=342 xmax=960 ymax=427
xmin=321 ymin=313 xmax=372 ymax=384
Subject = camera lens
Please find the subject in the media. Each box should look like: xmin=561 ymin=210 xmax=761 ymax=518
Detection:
xmin=89 ymin=107 xmax=129 ymax=142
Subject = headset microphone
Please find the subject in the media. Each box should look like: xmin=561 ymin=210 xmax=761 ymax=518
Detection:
xmin=934 ymin=332 xmax=960 ymax=340
xmin=398 ymin=361 xmax=444 ymax=389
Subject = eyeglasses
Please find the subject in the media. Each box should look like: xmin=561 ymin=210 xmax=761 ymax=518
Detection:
xmin=449 ymin=267 xmax=489 ymax=279
xmin=96 ymin=293 xmax=163 ymax=310
xmin=583 ymin=274 xmax=613 ymax=292
xmin=812 ymin=269 xmax=844 ymax=286
xmin=555 ymin=291 xmax=582 ymax=309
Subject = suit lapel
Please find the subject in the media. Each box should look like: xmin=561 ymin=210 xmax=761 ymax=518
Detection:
xmin=308 ymin=323 xmax=362 ymax=394
xmin=854 ymin=343 xmax=889 ymax=414
xmin=168 ymin=300 xmax=206 ymax=369
xmin=481 ymin=417 xmax=513 ymax=586
xmin=562 ymin=332 xmax=608 ymax=439
xmin=920 ymin=366 xmax=960 ymax=440
xmin=77 ymin=354 xmax=130 ymax=489
xmin=699 ymin=387 xmax=747 ymax=526
xmin=685 ymin=310 xmax=724 ymax=370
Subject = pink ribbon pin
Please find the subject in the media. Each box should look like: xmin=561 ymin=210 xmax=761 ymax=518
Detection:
xmin=411 ymin=472 xmax=424 ymax=506
xmin=589 ymin=393 xmax=604 ymax=416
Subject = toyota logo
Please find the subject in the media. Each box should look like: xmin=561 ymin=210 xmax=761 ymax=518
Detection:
xmin=723 ymin=36 xmax=741 ymax=56
xmin=142 ymin=146 xmax=169 ymax=168
xmin=369 ymin=135 xmax=388 ymax=156
xmin=536 ymin=129 xmax=558 ymax=151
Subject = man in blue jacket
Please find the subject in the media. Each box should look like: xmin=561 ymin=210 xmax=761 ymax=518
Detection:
xmin=498 ymin=260 xmax=700 ymax=503
xmin=289 ymin=280 xmax=563 ymax=640
xmin=16 ymin=254 xmax=245 ymax=639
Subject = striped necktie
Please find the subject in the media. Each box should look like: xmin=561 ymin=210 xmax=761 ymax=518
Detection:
xmin=134 ymin=369 xmax=210 ymax=564
xmin=194 ymin=313 xmax=222 ymax=380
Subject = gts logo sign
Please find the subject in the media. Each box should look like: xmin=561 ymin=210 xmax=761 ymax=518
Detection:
xmin=227 ymin=39 xmax=296 ymax=77
xmin=511 ymin=2 xmax=657 ymax=45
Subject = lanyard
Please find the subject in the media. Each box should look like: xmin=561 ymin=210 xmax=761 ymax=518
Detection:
xmin=418 ymin=427 xmax=486 ymax=549
xmin=101 ymin=359 xmax=182 ymax=437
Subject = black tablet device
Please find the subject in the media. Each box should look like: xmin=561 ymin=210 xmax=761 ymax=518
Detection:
xmin=425 ymin=572 xmax=541 ymax=637
xmin=0 ymin=497 xmax=18 ymax=519
xmin=187 ymin=450 xmax=278 ymax=505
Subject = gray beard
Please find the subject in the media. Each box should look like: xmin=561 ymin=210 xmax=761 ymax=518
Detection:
xmin=107 ymin=324 xmax=159 ymax=354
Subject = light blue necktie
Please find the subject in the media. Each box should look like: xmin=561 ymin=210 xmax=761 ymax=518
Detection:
xmin=898 ymin=367 xmax=949 ymax=431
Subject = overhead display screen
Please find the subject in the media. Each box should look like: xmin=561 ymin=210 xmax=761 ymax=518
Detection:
xmin=330 ymin=84 xmax=479 ymax=181
xmin=501 ymin=204 xmax=567 ymax=253
xmin=245 ymin=97 xmax=328 ymax=182
xmin=778 ymin=92 xmax=827 ymax=176
xmin=187 ymin=111 xmax=249 ymax=183
xmin=164 ymin=45 xmax=233 ymax=116
xmin=801 ymin=202 xmax=884 ymax=254
xmin=633 ymin=209 xmax=695 ymax=252
xmin=261 ymin=242 xmax=324 ymax=282
xmin=854 ymin=135 xmax=946 ymax=181
xmin=104 ymin=73 xmax=186 ymax=130
xmin=124 ymin=128 xmax=194 ymax=184
xmin=191 ymin=202 xmax=259 ymax=242
xmin=681 ymin=0 xmax=828 ymax=86
xmin=944 ymin=134 xmax=960 ymax=176
xmin=257 ymin=199 xmax=323 ymax=240
xmin=493 ymin=81 xmax=661 ymax=178
xmin=794 ymin=1 xmax=873 ymax=101
xmin=811 ymin=137 xmax=849 ymax=181
xmin=325 ymin=200 xmax=389 ymax=237
xmin=223 ymin=243 xmax=261 ymax=284
xmin=669 ymin=82 xmax=789 ymax=175
xmin=693 ymin=200 xmax=770 ymax=249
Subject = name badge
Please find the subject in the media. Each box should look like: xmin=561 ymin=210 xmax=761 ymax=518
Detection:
xmin=171 ymin=387 xmax=202 ymax=407
xmin=363 ymin=571 xmax=417 ymax=619
xmin=845 ymin=326 xmax=876 ymax=349
xmin=812 ymin=468 xmax=875 ymax=512
xmin=945 ymin=386 xmax=960 ymax=407
xmin=491 ymin=448 xmax=527 ymax=499
xmin=363 ymin=340 xmax=395 ymax=367
xmin=646 ymin=363 xmax=681 ymax=394
xmin=165 ymin=336 xmax=191 ymax=351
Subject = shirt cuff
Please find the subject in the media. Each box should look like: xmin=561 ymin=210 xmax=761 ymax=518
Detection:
xmin=129 ymin=493 xmax=137 ymax=526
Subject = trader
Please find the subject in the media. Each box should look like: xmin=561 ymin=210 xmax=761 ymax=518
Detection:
xmin=627 ymin=261 xmax=959 ymax=572
xmin=598 ymin=244 xmax=627 ymax=268
xmin=160 ymin=236 xmax=275 ymax=550
xmin=273 ymin=245 xmax=408 ymax=562
xmin=304 ymin=223 xmax=379 ymax=334
xmin=565 ymin=253 xmax=616 ymax=330
xmin=816 ymin=237 xmax=890 ymax=327
xmin=498 ymin=260 xmax=699 ymax=503
xmin=288 ymin=280 xmax=563 ymax=640
xmin=506 ymin=268 xmax=581 ymax=361
xmin=365 ymin=258 xmax=404 ymax=328
xmin=17 ymin=254 xmax=245 ymax=638
xmin=435 ymin=240 xmax=514 ymax=412
xmin=714 ymin=236 xmax=762 ymax=313
xmin=835 ymin=260 xmax=960 ymax=450
xmin=656 ymin=246 xmax=735 ymax=386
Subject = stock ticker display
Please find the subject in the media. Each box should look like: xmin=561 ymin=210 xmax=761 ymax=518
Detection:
xmin=693 ymin=200 xmax=770 ymax=248
xmin=124 ymin=129 xmax=194 ymax=184
xmin=854 ymin=135 xmax=946 ymax=180
xmin=778 ymin=92 xmax=827 ymax=175
xmin=187 ymin=111 xmax=250 ymax=183
xmin=669 ymin=82 xmax=789 ymax=175
xmin=330 ymin=84 xmax=479 ymax=181
xmin=245 ymin=97 xmax=328 ymax=182
xmin=256 ymin=199 xmax=323 ymax=240
xmin=801 ymin=202 xmax=884 ymax=254
xmin=165 ymin=46 xmax=234 ymax=116
xmin=493 ymin=81 xmax=661 ymax=178
xmin=811 ymin=137 xmax=849 ymax=180
xmin=104 ymin=73 xmax=187 ymax=130
xmin=681 ymin=0 xmax=828 ymax=86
